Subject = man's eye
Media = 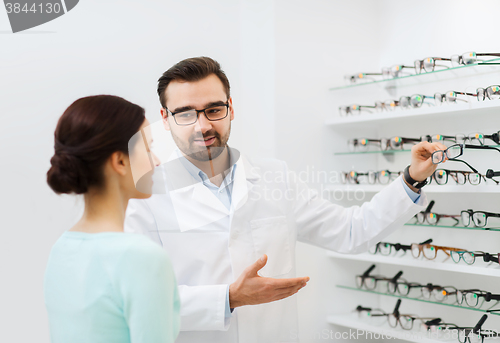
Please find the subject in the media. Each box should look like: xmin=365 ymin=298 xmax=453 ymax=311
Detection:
xmin=206 ymin=109 xmax=220 ymax=114
xmin=178 ymin=112 xmax=194 ymax=118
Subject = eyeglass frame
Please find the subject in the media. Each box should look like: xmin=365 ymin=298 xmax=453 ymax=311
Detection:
xmin=461 ymin=209 xmax=500 ymax=228
xmin=164 ymin=101 xmax=230 ymax=126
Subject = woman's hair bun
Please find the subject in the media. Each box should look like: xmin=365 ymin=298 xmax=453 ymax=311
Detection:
xmin=46 ymin=95 xmax=145 ymax=196
xmin=47 ymin=149 xmax=90 ymax=194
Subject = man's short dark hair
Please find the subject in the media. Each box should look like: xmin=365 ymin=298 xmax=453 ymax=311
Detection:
xmin=157 ymin=56 xmax=231 ymax=109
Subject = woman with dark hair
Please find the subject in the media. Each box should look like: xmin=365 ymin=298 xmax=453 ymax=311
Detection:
xmin=44 ymin=95 xmax=180 ymax=343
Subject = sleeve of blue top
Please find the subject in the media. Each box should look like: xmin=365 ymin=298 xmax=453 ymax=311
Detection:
xmin=116 ymin=242 xmax=181 ymax=343
xmin=225 ymin=285 xmax=233 ymax=317
xmin=401 ymin=177 xmax=421 ymax=203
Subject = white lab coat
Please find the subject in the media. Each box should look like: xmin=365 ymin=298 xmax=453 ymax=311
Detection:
xmin=124 ymin=151 xmax=427 ymax=343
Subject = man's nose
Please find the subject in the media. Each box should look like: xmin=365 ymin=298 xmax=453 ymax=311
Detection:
xmin=194 ymin=111 xmax=213 ymax=134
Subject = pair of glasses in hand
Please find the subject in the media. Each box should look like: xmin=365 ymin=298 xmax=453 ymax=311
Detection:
xmin=431 ymin=144 xmax=500 ymax=164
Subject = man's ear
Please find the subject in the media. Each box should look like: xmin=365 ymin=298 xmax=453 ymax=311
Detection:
xmin=160 ymin=108 xmax=171 ymax=131
xmin=228 ymin=97 xmax=234 ymax=121
xmin=109 ymin=151 xmax=128 ymax=176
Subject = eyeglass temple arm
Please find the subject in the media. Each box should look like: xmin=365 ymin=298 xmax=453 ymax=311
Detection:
xmin=362 ymin=264 xmax=376 ymax=276
xmin=473 ymin=314 xmax=488 ymax=333
xmin=424 ymin=200 xmax=435 ymax=213
xmin=420 ymin=238 xmax=433 ymax=245
xmin=390 ymin=271 xmax=403 ymax=282
xmin=477 ymin=53 xmax=500 ymax=57
xmin=484 ymin=293 xmax=500 ymax=302
xmin=392 ymin=299 xmax=401 ymax=316
xmin=483 ymin=253 xmax=500 ymax=264
xmin=448 ymin=158 xmax=479 ymax=173
xmin=356 ymin=305 xmax=372 ymax=312
xmin=424 ymin=318 xmax=442 ymax=326
xmin=486 ymin=169 xmax=500 ymax=178
xmin=465 ymin=144 xmax=500 ymax=153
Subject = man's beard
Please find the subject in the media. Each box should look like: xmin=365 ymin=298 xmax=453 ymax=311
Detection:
xmin=172 ymin=125 xmax=231 ymax=162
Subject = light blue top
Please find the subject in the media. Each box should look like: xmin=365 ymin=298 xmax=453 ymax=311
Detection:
xmin=44 ymin=231 xmax=180 ymax=343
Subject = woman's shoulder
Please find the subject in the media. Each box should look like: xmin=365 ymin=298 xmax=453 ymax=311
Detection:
xmin=102 ymin=233 xmax=169 ymax=262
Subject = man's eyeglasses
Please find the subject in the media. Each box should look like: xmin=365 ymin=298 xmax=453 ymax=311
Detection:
xmin=165 ymin=102 xmax=229 ymax=126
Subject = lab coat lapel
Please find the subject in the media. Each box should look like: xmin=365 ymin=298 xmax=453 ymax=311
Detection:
xmin=161 ymin=152 xmax=229 ymax=232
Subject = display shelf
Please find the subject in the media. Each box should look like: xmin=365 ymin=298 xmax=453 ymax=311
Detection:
xmin=334 ymin=144 xmax=500 ymax=156
xmin=335 ymin=285 xmax=500 ymax=316
xmin=326 ymin=184 xmax=500 ymax=193
xmin=334 ymin=149 xmax=411 ymax=156
xmin=404 ymin=223 xmax=500 ymax=232
xmin=329 ymin=58 xmax=500 ymax=91
xmin=327 ymin=314 xmax=449 ymax=343
xmin=327 ymin=251 xmax=500 ymax=277
xmin=326 ymin=99 xmax=500 ymax=127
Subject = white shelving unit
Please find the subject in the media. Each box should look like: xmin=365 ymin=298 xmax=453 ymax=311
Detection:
xmin=325 ymin=184 xmax=500 ymax=194
xmin=325 ymin=100 xmax=500 ymax=127
xmin=327 ymin=251 xmax=500 ymax=277
xmin=324 ymin=58 xmax=500 ymax=341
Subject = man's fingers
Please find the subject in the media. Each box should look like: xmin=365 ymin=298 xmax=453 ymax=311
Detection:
xmin=271 ymin=276 xmax=310 ymax=290
xmin=245 ymin=254 xmax=268 ymax=275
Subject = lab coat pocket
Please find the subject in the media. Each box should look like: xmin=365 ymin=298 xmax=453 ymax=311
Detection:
xmin=250 ymin=216 xmax=292 ymax=277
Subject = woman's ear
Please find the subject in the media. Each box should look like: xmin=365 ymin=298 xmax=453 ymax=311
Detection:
xmin=109 ymin=151 xmax=129 ymax=176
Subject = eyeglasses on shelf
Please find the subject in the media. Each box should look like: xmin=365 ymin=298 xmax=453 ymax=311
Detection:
xmin=411 ymin=239 xmax=466 ymax=260
xmin=476 ymin=85 xmax=500 ymax=101
xmin=429 ymin=169 xmax=498 ymax=186
xmin=451 ymin=251 xmax=500 ymax=266
xmin=338 ymin=104 xmax=376 ymax=116
xmin=369 ymin=242 xmax=411 ymax=256
xmin=461 ymin=210 xmax=500 ymax=228
xmin=341 ymin=170 xmax=403 ymax=185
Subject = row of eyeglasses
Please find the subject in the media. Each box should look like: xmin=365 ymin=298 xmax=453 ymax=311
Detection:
xmin=412 ymin=201 xmax=500 ymax=228
xmin=339 ymin=85 xmax=500 ymax=116
xmin=356 ymin=265 xmax=500 ymax=309
xmin=347 ymin=131 xmax=500 ymax=152
xmin=341 ymin=169 xmax=499 ymax=186
xmin=344 ymin=51 xmax=500 ymax=84
xmin=370 ymin=237 xmax=500 ymax=264
xmin=356 ymin=301 xmax=496 ymax=343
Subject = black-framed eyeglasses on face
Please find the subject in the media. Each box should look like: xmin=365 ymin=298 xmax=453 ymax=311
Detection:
xmin=165 ymin=101 xmax=229 ymax=126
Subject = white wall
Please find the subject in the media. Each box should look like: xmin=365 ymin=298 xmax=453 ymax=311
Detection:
xmin=0 ymin=1 xmax=275 ymax=341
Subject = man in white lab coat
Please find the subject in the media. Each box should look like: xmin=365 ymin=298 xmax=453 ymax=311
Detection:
xmin=124 ymin=57 xmax=446 ymax=343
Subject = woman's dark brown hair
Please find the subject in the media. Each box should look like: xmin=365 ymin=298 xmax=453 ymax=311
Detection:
xmin=47 ymin=95 xmax=145 ymax=195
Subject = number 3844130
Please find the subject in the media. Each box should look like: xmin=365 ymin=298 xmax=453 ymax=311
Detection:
xmin=5 ymin=3 xmax=62 ymax=14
